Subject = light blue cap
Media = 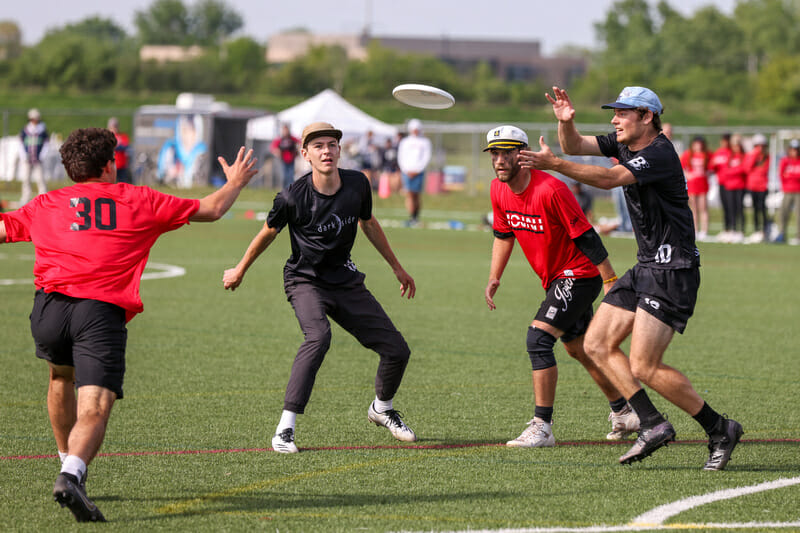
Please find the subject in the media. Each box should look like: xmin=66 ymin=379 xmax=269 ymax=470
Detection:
xmin=602 ymin=86 xmax=663 ymax=115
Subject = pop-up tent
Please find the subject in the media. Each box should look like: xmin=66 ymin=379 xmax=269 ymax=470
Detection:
xmin=246 ymin=89 xmax=397 ymax=144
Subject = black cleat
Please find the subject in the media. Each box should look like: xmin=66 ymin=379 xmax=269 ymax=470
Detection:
xmin=53 ymin=473 xmax=106 ymax=522
xmin=619 ymin=420 xmax=676 ymax=465
xmin=704 ymin=417 xmax=744 ymax=471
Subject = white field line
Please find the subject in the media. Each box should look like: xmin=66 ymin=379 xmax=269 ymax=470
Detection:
xmin=1 ymin=261 xmax=186 ymax=285
xmin=416 ymin=476 xmax=800 ymax=533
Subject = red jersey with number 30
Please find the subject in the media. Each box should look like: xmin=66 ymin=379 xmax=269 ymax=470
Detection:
xmin=2 ymin=182 xmax=199 ymax=321
xmin=491 ymin=170 xmax=598 ymax=289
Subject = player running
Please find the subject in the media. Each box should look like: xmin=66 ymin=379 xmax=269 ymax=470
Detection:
xmin=484 ymin=125 xmax=639 ymax=447
xmin=523 ymin=86 xmax=743 ymax=470
xmin=0 ymin=128 xmax=257 ymax=521
xmin=223 ymin=122 xmax=417 ymax=453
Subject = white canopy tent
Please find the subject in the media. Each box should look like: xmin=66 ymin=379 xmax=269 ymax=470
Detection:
xmin=246 ymin=89 xmax=397 ymax=144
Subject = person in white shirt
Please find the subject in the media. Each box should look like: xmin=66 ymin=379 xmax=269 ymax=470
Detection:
xmin=397 ymin=119 xmax=432 ymax=226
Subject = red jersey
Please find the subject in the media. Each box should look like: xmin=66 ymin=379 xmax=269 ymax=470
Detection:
xmin=744 ymin=148 xmax=770 ymax=192
xmin=491 ymin=170 xmax=598 ymax=289
xmin=680 ymin=149 xmax=710 ymax=195
xmin=718 ymin=151 xmax=747 ymax=190
xmin=114 ymin=132 xmax=130 ymax=170
xmin=779 ymin=156 xmax=800 ymax=193
xmin=1 ymin=182 xmax=199 ymax=321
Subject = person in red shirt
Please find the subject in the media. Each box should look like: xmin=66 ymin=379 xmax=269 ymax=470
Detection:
xmin=270 ymin=123 xmax=299 ymax=189
xmin=484 ymin=125 xmax=638 ymax=448
xmin=716 ymin=135 xmax=748 ymax=242
xmin=107 ymin=117 xmax=132 ymax=184
xmin=776 ymin=139 xmax=800 ymax=244
xmin=0 ymin=128 xmax=257 ymax=522
xmin=680 ymin=136 xmax=711 ymax=240
xmin=710 ymin=134 xmax=733 ymax=241
xmin=744 ymin=134 xmax=771 ymax=243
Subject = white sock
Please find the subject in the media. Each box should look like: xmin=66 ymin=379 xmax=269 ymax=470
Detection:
xmin=373 ymin=396 xmax=393 ymax=413
xmin=276 ymin=410 xmax=297 ymax=433
xmin=61 ymin=455 xmax=86 ymax=481
xmin=58 ymin=451 xmax=68 ymax=464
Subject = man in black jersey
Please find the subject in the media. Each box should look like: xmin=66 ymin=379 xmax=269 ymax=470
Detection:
xmin=223 ymin=122 xmax=417 ymax=453
xmin=521 ymin=86 xmax=743 ymax=470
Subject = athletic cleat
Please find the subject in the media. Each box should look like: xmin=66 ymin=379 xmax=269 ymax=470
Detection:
xmin=368 ymin=402 xmax=417 ymax=442
xmin=53 ymin=473 xmax=106 ymax=522
xmin=619 ymin=420 xmax=676 ymax=464
xmin=704 ymin=417 xmax=744 ymax=471
xmin=607 ymin=405 xmax=641 ymax=440
xmin=271 ymin=427 xmax=299 ymax=454
xmin=506 ymin=418 xmax=555 ymax=448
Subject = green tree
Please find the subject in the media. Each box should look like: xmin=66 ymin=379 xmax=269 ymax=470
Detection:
xmin=734 ymin=0 xmax=800 ymax=75
xmin=757 ymin=54 xmax=800 ymax=112
xmin=190 ymin=0 xmax=243 ymax=46
xmin=135 ymin=0 xmax=191 ymax=45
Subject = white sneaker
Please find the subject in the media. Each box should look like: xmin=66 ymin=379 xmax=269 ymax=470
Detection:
xmin=745 ymin=231 xmax=764 ymax=244
xmin=606 ymin=406 xmax=640 ymax=440
xmin=790 ymin=238 xmax=800 ymax=246
xmin=506 ymin=418 xmax=555 ymax=448
xmin=368 ymin=402 xmax=417 ymax=442
xmin=271 ymin=428 xmax=299 ymax=454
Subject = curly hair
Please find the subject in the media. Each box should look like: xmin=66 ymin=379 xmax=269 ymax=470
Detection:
xmin=59 ymin=128 xmax=117 ymax=183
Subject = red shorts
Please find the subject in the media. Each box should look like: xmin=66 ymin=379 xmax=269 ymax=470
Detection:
xmin=687 ymin=176 xmax=709 ymax=195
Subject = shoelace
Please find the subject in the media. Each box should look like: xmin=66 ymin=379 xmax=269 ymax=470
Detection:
xmin=384 ymin=410 xmax=407 ymax=428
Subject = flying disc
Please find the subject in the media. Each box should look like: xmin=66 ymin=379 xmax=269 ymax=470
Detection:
xmin=392 ymin=84 xmax=455 ymax=109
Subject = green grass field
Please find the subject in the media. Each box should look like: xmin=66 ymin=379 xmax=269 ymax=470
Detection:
xmin=1 ymin=187 xmax=799 ymax=532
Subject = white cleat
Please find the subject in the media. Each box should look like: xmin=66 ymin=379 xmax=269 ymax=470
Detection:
xmin=506 ymin=418 xmax=555 ymax=448
xmin=271 ymin=428 xmax=299 ymax=453
xmin=367 ymin=402 xmax=417 ymax=442
xmin=607 ymin=405 xmax=640 ymax=440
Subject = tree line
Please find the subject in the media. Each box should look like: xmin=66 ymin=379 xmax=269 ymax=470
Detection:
xmin=1 ymin=0 xmax=799 ymax=113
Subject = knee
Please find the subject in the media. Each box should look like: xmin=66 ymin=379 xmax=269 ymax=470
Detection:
xmin=630 ymin=359 xmax=656 ymax=384
xmin=527 ymin=327 xmax=557 ymax=371
xmin=583 ymin=333 xmax=606 ymax=361
xmin=303 ymin=328 xmax=332 ymax=354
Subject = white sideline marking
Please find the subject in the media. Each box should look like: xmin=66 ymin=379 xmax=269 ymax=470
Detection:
xmin=632 ymin=476 xmax=800 ymax=525
xmin=0 ymin=261 xmax=186 ymax=285
xmin=425 ymin=476 xmax=800 ymax=533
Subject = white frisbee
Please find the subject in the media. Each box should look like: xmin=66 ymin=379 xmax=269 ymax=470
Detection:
xmin=392 ymin=84 xmax=455 ymax=109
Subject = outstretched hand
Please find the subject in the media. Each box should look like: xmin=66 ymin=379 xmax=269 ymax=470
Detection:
xmin=545 ymin=86 xmax=575 ymax=122
xmin=485 ymin=279 xmax=500 ymax=310
xmin=518 ymin=137 xmax=558 ymax=171
xmin=218 ymin=147 xmax=258 ymax=188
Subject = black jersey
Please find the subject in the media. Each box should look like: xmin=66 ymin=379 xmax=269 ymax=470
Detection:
xmin=596 ymin=132 xmax=700 ymax=269
xmin=267 ymin=169 xmax=373 ymax=285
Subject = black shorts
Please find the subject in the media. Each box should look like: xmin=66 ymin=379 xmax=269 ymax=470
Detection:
xmin=534 ymin=276 xmax=602 ymax=343
xmin=602 ymin=264 xmax=700 ymax=334
xmin=30 ymin=290 xmax=128 ymax=398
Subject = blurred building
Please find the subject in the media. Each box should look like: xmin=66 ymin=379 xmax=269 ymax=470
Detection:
xmin=267 ymin=31 xmax=585 ymax=86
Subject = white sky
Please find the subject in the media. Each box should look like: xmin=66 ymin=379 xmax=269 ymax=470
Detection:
xmin=7 ymin=0 xmax=737 ymax=55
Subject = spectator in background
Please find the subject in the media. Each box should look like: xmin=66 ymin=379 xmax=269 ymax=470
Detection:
xmin=397 ymin=119 xmax=432 ymax=227
xmin=718 ymin=135 xmax=747 ymax=243
xmin=107 ymin=117 xmax=132 ymax=184
xmin=357 ymin=130 xmax=381 ymax=189
xmin=710 ymin=134 xmax=733 ymax=241
xmin=775 ymin=139 xmax=800 ymax=244
xmin=569 ymin=181 xmax=594 ymax=223
xmin=681 ymin=136 xmax=711 ymax=240
xmin=271 ymin=123 xmax=299 ymax=189
xmin=19 ymin=108 xmax=49 ymax=205
xmin=744 ymin=134 xmax=770 ymax=243
xmin=379 ymin=136 xmax=401 ymax=194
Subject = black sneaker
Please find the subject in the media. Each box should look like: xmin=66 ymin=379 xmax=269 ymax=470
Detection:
xmin=619 ymin=420 xmax=676 ymax=465
xmin=704 ymin=417 xmax=744 ymax=471
xmin=53 ymin=473 xmax=106 ymax=522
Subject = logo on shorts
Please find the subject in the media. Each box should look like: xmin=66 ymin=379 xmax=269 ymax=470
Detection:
xmin=644 ymin=297 xmax=661 ymax=310
xmin=553 ymin=278 xmax=574 ymax=312
xmin=628 ymin=156 xmax=650 ymax=170
xmin=546 ymin=306 xmax=558 ymax=319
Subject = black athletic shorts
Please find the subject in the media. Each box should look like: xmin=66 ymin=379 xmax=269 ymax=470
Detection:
xmin=30 ymin=290 xmax=128 ymax=398
xmin=534 ymin=276 xmax=602 ymax=343
xmin=602 ymin=263 xmax=700 ymax=334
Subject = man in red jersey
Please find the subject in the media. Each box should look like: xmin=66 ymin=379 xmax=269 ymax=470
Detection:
xmin=484 ymin=125 xmax=638 ymax=447
xmin=0 ymin=128 xmax=257 ymax=522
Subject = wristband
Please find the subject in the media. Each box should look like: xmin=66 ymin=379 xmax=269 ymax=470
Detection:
xmin=603 ymin=276 xmax=618 ymax=284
